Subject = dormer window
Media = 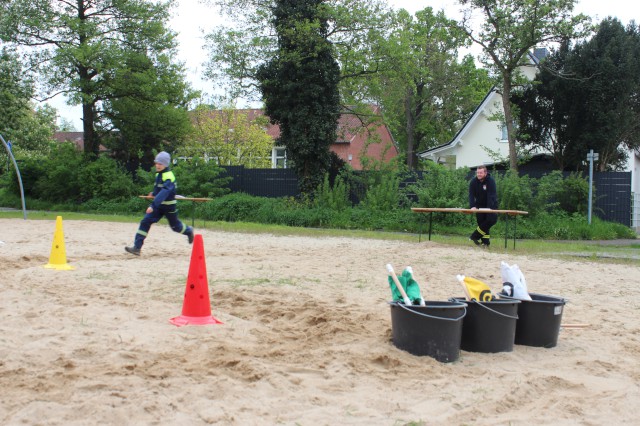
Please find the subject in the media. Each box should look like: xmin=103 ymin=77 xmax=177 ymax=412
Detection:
xmin=501 ymin=124 xmax=508 ymax=142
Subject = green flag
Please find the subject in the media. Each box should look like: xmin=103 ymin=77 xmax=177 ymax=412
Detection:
xmin=388 ymin=268 xmax=422 ymax=304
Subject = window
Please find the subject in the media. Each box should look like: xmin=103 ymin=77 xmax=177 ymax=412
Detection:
xmin=272 ymin=147 xmax=287 ymax=169
xmin=501 ymin=122 xmax=518 ymax=142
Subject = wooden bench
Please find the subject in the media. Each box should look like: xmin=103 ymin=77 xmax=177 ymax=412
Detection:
xmin=411 ymin=207 xmax=529 ymax=249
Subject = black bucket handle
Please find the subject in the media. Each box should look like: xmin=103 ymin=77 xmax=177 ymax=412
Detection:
xmin=391 ymin=301 xmax=467 ymax=322
xmin=448 ymin=298 xmax=519 ymax=320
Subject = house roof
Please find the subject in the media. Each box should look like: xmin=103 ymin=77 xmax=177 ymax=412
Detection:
xmin=417 ymin=88 xmax=498 ymax=158
xmin=209 ymin=106 xmax=398 ymax=169
xmin=53 ymin=131 xmax=109 ymax=152
xmin=214 ymin=106 xmax=395 ymax=148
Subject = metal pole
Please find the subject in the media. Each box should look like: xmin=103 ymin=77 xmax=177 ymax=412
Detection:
xmin=586 ymin=149 xmax=598 ymax=225
xmin=0 ymin=135 xmax=27 ymax=220
xmin=588 ymin=151 xmax=593 ymax=224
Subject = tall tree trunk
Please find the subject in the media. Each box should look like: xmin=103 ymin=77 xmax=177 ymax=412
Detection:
xmin=404 ymin=87 xmax=418 ymax=170
xmin=502 ymin=74 xmax=518 ymax=171
xmin=76 ymin=1 xmax=98 ymax=158
xmin=81 ymin=101 xmax=98 ymax=157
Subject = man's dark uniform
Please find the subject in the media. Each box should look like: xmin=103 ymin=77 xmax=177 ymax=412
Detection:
xmin=469 ymin=172 xmax=498 ymax=247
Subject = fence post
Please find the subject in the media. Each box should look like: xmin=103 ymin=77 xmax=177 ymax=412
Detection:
xmin=587 ymin=150 xmax=598 ymax=224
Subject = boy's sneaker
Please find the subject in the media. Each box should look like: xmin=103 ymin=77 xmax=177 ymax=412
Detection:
xmin=469 ymin=238 xmax=482 ymax=247
xmin=125 ymin=246 xmax=140 ymax=256
xmin=186 ymin=228 xmax=194 ymax=244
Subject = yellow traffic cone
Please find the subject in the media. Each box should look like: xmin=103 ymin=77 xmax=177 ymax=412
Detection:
xmin=44 ymin=216 xmax=75 ymax=270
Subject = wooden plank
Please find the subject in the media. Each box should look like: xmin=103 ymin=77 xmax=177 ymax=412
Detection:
xmin=411 ymin=207 xmax=528 ymax=215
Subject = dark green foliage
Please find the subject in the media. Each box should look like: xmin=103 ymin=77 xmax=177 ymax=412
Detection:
xmin=515 ymin=18 xmax=640 ymax=171
xmin=3 ymin=158 xmax=45 ymax=198
xmin=408 ymin=162 xmax=471 ymax=226
xmin=1 ymin=0 xmax=194 ymax=158
xmin=0 ymin=154 xmax=632 ymax=240
xmin=360 ymin=171 xmax=401 ymax=212
xmin=171 ymin=157 xmax=231 ymax=198
xmin=0 ymin=47 xmax=56 ymax=160
xmin=314 ymin=174 xmax=351 ymax=210
xmin=495 ymin=170 xmax=533 ymax=212
xmin=256 ymin=0 xmax=341 ymax=194
xmin=103 ymin=53 xmax=197 ymax=165
xmin=556 ymin=172 xmax=590 ymax=214
xmin=4 ymin=144 xmax=140 ymax=202
xmin=32 ymin=144 xmax=85 ymax=202
xmin=77 ymin=157 xmax=138 ymax=201
xmin=202 ymin=193 xmax=275 ymax=222
xmin=515 ymin=212 xmax=635 ymax=240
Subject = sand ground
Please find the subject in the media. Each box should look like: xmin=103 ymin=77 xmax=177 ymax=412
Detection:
xmin=1 ymin=217 xmax=639 ymax=425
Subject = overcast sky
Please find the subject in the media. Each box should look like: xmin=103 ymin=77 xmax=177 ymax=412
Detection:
xmin=49 ymin=0 xmax=638 ymax=130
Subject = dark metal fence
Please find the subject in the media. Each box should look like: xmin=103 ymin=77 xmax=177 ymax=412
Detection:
xmin=221 ymin=166 xmax=299 ymax=198
xmin=593 ymin=171 xmax=632 ymax=226
xmin=220 ymin=166 xmax=632 ymax=226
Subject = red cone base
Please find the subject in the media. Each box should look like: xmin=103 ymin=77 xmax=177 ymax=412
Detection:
xmin=169 ymin=234 xmax=223 ymax=327
xmin=169 ymin=314 xmax=223 ymax=326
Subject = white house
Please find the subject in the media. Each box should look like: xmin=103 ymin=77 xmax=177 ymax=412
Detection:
xmin=417 ymin=49 xmax=543 ymax=169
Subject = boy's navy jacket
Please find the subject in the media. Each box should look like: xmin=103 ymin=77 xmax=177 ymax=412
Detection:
xmin=151 ymin=168 xmax=177 ymax=209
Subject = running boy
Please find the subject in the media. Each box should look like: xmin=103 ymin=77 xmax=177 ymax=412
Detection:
xmin=125 ymin=151 xmax=193 ymax=255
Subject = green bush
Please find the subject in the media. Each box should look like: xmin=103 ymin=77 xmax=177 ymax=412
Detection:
xmin=314 ymin=173 xmax=351 ymax=210
xmin=78 ymin=157 xmax=138 ymax=201
xmin=495 ymin=170 xmax=533 ymax=212
xmin=201 ymin=192 xmax=272 ymax=222
xmin=533 ymin=170 xmax=564 ymax=214
xmin=409 ymin=163 xmax=471 ymax=226
xmin=2 ymin=157 xmax=45 ymax=198
xmin=558 ymin=172 xmax=589 ymax=214
xmin=360 ymin=172 xmax=400 ymax=211
xmin=33 ymin=143 xmax=84 ymax=202
xmin=172 ymin=156 xmax=231 ymax=198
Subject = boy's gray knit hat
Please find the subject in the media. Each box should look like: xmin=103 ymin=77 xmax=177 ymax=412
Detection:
xmin=154 ymin=151 xmax=171 ymax=167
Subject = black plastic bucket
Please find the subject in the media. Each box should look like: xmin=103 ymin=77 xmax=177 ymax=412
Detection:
xmin=507 ymin=293 xmax=567 ymax=348
xmin=451 ymin=297 xmax=520 ymax=353
xmin=389 ymin=300 xmax=467 ymax=363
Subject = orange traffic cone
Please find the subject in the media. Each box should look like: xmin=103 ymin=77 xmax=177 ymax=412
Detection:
xmin=44 ymin=216 xmax=75 ymax=270
xmin=169 ymin=234 xmax=222 ymax=326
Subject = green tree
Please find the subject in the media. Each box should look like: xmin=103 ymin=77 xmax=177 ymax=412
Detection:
xmin=182 ymin=106 xmax=274 ymax=168
xmin=511 ymin=44 xmax=574 ymax=169
xmin=370 ymin=8 xmax=492 ymax=169
xmin=0 ymin=46 xmax=56 ymax=161
xmin=456 ymin=0 xmax=590 ymax=171
xmin=517 ymin=18 xmax=640 ymax=171
xmin=256 ymin=0 xmax=341 ymax=194
xmin=0 ymin=0 xmax=194 ymax=158
xmin=101 ymin=52 xmax=197 ymax=165
xmin=204 ymin=0 xmax=392 ymax=102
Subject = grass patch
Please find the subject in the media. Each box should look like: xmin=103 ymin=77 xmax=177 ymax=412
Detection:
xmin=1 ymin=210 xmax=637 ymax=264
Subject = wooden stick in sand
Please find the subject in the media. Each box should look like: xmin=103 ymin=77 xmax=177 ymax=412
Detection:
xmin=386 ymin=264 xmax=412 ymax=305
xmin=456 ymin=275 xmax=472 ymax=301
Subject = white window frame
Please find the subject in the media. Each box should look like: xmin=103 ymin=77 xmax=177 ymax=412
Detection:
xmin=272 ymin=146 xmax=287 ymax=169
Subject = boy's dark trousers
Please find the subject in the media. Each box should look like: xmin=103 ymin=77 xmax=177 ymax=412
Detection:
xmin=134 ymin=204 xmax=188 ymax=248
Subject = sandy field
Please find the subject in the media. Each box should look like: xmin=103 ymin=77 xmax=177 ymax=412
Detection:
xmin=1 ymin=217 xmax=639 ymax=425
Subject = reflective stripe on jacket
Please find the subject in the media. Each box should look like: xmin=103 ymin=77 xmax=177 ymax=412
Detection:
xmin=151 ymin=169 xmax=177 ymax=208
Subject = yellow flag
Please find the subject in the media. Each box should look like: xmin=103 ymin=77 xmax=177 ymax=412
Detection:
xmin=461 ymin=276 xmax=493 ymax=301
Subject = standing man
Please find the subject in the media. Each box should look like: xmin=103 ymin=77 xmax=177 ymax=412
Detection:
xmin=468 ymin=165 xmax=498 ymax=248
xmin=125 ymin=151 xmax=194 ymax=256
